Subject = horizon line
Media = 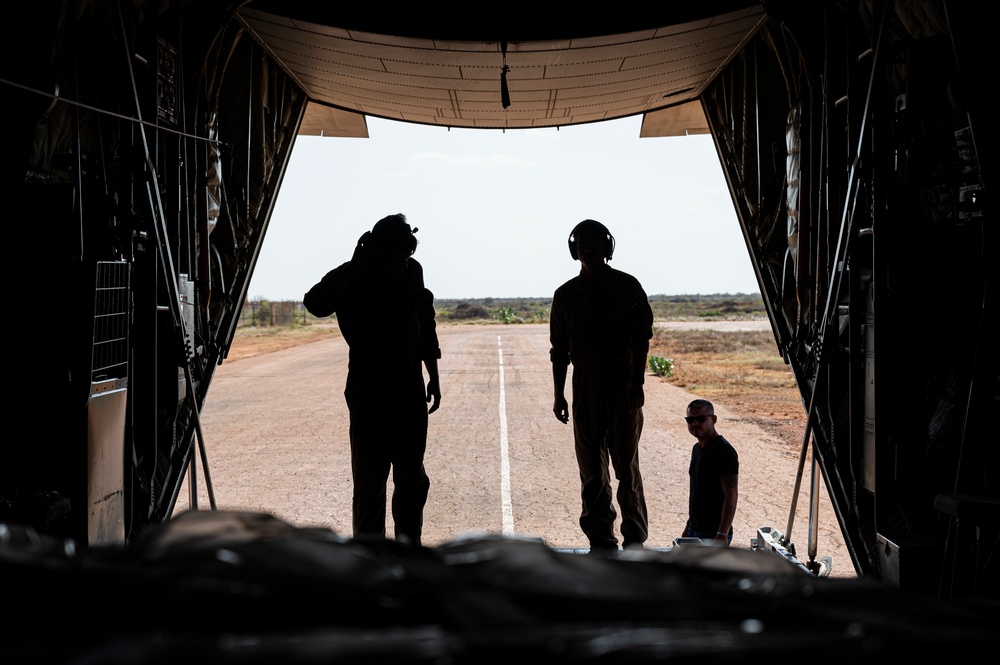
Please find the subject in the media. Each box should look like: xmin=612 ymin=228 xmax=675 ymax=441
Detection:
xmin=245 ymin=292 xmax=764 ymax=302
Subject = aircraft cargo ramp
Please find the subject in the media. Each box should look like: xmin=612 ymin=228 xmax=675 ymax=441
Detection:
xmin=2 ymin=510 xmax=995 ymax=662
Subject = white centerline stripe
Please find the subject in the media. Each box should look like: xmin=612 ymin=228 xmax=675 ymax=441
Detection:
xmin=498 ymin=336 xmax=514 ymax=536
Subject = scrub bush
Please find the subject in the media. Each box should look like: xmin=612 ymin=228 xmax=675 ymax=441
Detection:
xmin=648 ymin=355 xmax=674 ymax=377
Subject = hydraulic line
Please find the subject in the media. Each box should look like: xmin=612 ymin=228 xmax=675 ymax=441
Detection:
xmin=783 ymin=1 xmax=893 ymax=560
xmin=114 ymin=0 xmax=216 ymax=513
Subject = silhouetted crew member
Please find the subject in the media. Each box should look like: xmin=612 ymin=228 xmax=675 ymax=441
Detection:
xmin=304 ymin=214 xmax=441 ymax=545
xmin=550 ymin=219 xmax=654 ymax=552
xmin=681 ymin=399 xmax=739 ymax=546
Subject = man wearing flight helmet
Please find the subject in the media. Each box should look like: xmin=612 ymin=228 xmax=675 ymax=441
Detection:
xmin=550 ymin=219 xmax=654 ymax=553
xmin=304 ymin=213 xmax=441 ymax=545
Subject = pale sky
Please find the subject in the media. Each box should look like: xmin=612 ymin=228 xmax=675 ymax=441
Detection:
xmin=248 ymin=114 xmax=759 ymax=301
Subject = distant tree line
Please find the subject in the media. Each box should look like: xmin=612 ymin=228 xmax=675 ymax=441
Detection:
xmin=434 ymin=294 xmax=765 ymax=324
xmin=242 ymin=293 xmax=766 ymax=327
xmin=240 ymin=299 xmax=305 ymax=327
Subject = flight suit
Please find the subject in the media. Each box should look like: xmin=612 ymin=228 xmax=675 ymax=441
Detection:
xmin=305 ymin=256 xmax=440 ymax=544
xmin=550 ymin=266 xmax=653 ymax=548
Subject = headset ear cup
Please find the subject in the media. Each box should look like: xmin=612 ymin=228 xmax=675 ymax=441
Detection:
xmin=568 ymin=222 xmax=614 ymax=261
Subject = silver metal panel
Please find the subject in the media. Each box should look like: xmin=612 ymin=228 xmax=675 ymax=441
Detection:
xmin=876 ymin=532 xmax=942 ymax=594
xmin=87 ymin=379 xmax=127 ymax=546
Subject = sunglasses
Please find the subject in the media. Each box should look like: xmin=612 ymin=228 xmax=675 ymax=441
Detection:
xmin=684 ymin=415 xmax=713 ymax=424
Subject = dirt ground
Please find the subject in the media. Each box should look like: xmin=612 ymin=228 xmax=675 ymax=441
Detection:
xmin=649 ymin=322 xmax=811 ymax=453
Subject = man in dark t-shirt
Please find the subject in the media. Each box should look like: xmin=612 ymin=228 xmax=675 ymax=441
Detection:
xmin=682 ymin=399 xmax=739 ymax=546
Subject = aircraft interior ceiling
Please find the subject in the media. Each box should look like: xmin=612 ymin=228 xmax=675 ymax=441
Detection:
xmin=235 ymin=1 xmax=767 ymax=131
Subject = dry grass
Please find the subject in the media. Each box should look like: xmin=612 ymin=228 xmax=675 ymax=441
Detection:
xmin=226 ymin=324 xmax=339 ymax=362
xmin=649 ymin=328 xmax=808 ymax=447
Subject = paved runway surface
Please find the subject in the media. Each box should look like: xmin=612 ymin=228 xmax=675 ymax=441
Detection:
xmin=178 ymin=323 xmax=852 ymax=575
